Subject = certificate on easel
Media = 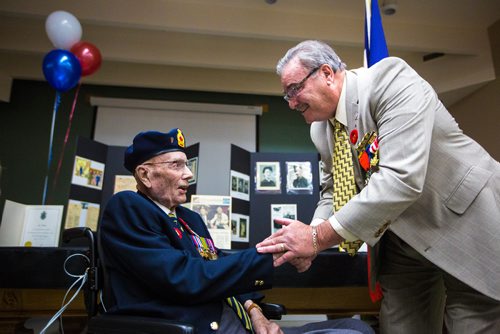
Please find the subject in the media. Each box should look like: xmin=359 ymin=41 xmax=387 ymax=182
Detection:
xmin=0 ymin=200 xmax=63 ymax=247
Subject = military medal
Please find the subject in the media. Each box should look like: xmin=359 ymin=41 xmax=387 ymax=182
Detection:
xmin=356 ymin=131 xmax=380 ymax=184
xmin=178 ymin=217 xmax=218 ymax=260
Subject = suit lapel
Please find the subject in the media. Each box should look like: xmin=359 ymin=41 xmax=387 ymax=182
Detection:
xmin=344 ymin=71 xmax=366 ymax=189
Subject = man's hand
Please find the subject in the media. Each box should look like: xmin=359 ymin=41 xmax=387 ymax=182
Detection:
xmin=257 ymin=218 xmax=343 ymax=270
xmin=244 ymin=300 xmax=283 ymax=334
xmin=256 ymin=218 xmax=316 ymax=267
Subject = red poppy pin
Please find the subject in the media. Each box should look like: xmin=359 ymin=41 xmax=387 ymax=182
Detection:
xmin=350 ymin=129 xmax=358 ymax=144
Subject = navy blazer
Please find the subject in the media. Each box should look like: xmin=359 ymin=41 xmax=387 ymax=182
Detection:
xmin=99 ymin=191 xmax=274 ymax=333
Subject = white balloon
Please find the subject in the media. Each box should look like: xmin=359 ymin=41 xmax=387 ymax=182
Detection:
xmin=45 ymin=10 xmax=82 ymax=50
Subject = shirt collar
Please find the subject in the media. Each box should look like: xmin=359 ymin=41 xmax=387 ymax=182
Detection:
xmin=151 ymin=198 xmax=175 ymax=216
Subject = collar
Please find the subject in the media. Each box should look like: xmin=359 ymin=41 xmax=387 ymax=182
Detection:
xmin=329 ymin=75 xmax=347 ymax=127
xmin=151 ymin=198 xmax=176 ymax=217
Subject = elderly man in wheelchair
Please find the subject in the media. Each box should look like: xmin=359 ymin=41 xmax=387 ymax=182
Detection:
xmin=77 ymin=128 xmax=374 ymax=334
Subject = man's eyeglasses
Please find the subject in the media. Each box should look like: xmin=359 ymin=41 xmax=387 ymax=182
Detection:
xmin=283 ymin=66 xmax=321 ymax=102
xmin=143 ymin=160 xmax=190 ymax=171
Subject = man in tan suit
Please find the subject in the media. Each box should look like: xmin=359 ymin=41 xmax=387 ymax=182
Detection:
xmin=257 ymin=40 xmax=500 ymax=333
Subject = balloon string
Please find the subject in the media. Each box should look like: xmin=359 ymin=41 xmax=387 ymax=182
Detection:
xmin=43 ymin=92 xmax=62 ymax=205
xmin=50 ymin=82 xmax=82 ymax=201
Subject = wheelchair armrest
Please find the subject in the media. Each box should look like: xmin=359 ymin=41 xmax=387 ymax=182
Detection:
xmin=87 ymin=314 xmax=195 ymax=334
xmin=259 ymin=302 xmax=287 ymax=320
xmin=63 ymin=226 xmax=93 ymax=243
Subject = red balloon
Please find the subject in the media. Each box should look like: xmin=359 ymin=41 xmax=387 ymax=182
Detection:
xmin=70 ymin=41 xmax=102 ymax=76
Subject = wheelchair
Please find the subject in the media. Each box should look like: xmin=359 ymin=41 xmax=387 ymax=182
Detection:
xmin=63 ymin=227 xmax=286 ymax=334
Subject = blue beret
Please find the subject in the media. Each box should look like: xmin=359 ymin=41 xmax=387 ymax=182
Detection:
xmin=124 ymin=128 xmax=186 ymax=172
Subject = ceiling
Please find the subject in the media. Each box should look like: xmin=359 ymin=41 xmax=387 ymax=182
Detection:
xmin=0 ymin=0 xmax=499 ymax=106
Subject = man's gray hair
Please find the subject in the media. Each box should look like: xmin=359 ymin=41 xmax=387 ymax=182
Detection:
xmin=276 ymin=40 xmax=346 ymax=76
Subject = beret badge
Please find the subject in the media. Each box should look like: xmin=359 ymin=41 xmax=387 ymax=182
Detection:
xmin=177 ymin=129 xmax=185 ymax=148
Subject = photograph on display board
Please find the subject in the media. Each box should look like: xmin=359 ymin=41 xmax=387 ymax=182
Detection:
xmin=286 ymin=161 xmax=313 ymax=194
xmin=231 ymin=216 xmax=237 ymax=235
xmin=72 ymin=155 xmax=105 ymax=190
xmin=255 ymin=161 xmax=280 ymax=192
xmin=187 ymin=157 xmax=198 ymax=185
xmin=113 ymin=175 xmax=137 ymax=194
xmin=231 ymin=213 xmax=250 ymax=242
xmin=191 ymin=195 xmax=232 ymax=249
xmin=64 ymin=199 xmax=100 ymax=231
xmin=270 ymin=204 xmax=297 ymax=234
xmin=230 ymin=170 xmax=250 ymax=201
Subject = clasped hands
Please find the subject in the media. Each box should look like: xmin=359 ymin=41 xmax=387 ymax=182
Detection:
xmin=256 ymin=218 xmax=317 ymax=273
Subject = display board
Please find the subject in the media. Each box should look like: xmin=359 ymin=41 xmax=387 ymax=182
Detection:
xmin=249 ymin=152 xmax=320 ymax=247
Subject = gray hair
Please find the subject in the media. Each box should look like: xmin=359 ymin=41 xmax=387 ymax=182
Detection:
xmin=276 ymin=40 xmax=346 ymax=76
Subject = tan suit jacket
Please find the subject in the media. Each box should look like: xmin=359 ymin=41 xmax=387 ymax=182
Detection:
xmin=311 ymin=57 xmax=500 ymax=301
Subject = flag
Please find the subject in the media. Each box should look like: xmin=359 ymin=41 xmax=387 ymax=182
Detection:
xmin=364 ymin=0 xmax=387 ymax=303
xmin=364 ymin=0 xmax=389 ymax=67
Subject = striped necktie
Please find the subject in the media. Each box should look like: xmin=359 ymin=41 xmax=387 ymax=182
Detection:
xmin=168 ymin=212 xmax=185 ymax=238
xmin=332 ymin=120 xmax=363 ymax=255
xmin=332 ymin=120 xmax=383 ymax=302
xmin=226 ymin=296 xmax=253 ymax=333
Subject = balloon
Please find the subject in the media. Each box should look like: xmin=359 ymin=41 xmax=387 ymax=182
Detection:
xmin=42 ymin=49 xmax=82 ymax=92
xmin=70 ymin=41 xmax=102 ymax=76
xmin=45 ymin=11 xmax=82 ymax=50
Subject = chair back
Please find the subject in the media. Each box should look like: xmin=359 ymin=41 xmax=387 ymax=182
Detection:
xmin=63 ymin=227 xmax=197 ymax=334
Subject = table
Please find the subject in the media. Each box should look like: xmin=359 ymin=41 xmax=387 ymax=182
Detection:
xmin=0 ymin=247 xmax=380 ymax=333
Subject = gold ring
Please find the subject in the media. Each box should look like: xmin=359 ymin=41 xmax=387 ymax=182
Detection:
xmin=280 ymin=243 xmax=286 ymax=252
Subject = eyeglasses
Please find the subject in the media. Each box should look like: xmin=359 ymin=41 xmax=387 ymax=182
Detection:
xmin=283 ymin=66 xmax=321 ymax=102
xmin=143 ymin=160 xmax=190 ymax=171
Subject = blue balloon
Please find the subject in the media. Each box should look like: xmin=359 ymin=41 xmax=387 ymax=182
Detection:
xmin=42 ymin=49 xmax=81 ymax=92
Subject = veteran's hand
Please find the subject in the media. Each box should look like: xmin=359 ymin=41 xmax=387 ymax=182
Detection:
xmin=256 ymin=218 xmax=316 ymax=267
xmin=244 ymin=300 xmax=283 ymax=334
xmin=289 ymin=256 xmax=313 ymax=273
